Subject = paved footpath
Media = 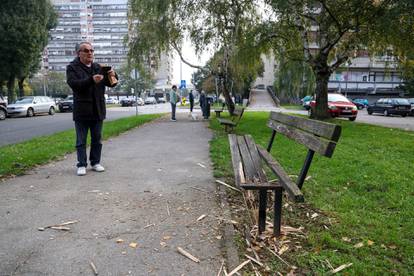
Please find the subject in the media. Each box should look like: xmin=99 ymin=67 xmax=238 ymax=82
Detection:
xmin=0 ymin=113 xmax=237 ymax=276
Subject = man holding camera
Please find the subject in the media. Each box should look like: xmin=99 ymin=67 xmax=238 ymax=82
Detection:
xmin=66 ymin=42 xmax=118 ymax=176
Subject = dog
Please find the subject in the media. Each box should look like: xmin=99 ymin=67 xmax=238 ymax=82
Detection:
xmin=190 ymin=112 xmax=198 ymax=121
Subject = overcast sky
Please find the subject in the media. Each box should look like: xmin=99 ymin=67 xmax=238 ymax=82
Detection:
xmin=172 ymin=38 xmax=212 ymax=86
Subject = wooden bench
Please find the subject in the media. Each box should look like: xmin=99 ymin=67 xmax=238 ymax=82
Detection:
xmin=214 ymin=103 xmax=226 ymax=117
xmin=217 ymin=106 xmax=244 ymax=132
xmin=228 ymin=111 xmax=341 ymax=236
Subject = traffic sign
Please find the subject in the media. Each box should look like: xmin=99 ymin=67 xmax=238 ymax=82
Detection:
xmin=180 ymin=80 xmax=186 ymax=89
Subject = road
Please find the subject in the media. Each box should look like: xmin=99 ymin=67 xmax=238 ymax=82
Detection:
xmin=0 ymin=103 xmax=181 ymax=147
xmin=2 ymin=97 xmax=414 ymax=147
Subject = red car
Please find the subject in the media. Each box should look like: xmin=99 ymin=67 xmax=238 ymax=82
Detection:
xmin=310 ymin=93 xmax=358 ymax=121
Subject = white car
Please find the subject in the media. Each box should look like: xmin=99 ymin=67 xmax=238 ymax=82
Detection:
xmin=106 ymin=97 xmax=119 ymax=104
xmin=7 ymin=96 xmax=56 ymax=117
xmin=144 ymin=97 xmax=157 ymax=105
xmin=137 ymin=97 xmax=145 ymax=106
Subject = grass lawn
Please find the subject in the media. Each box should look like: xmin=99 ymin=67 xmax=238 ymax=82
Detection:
xmin=0 ymin=114 xmax=162 ymax=178
xmin=209 ymin=111 xmax=414 ymax=274
xmin=280 ymin=104 xmax=304 ymax=110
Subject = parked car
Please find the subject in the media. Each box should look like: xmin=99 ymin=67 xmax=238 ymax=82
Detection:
xmin=106 ymin=97 xmax=119 ymax=104
xmin=309 ymin=93 xmax=358 ymax=121
xmin=7 ymin=96 xmax=56 ymax=117
xmin=351 ymin=98 xmax=369 ymax=110
xmin=137 ymin=97 xmax=145 ymax=106
xmin=58 ymin=95 xmax=74 ymax=112
xmin=0 ymin=95 xmax=7 ymax=120
xmin=301 ymin=95 xmax=313 ymax=110
xmin=367 ymin=98 xmax=411 ymax=117
xmin=144 ymin=96 xmax=157 ymax=105
xmin=120 ymin=98 xmax=137 ymax=107
xmin=407 ymin=98 xmax=414 ymax=116
xmin=156 ymin=96 xmax=166 ymax=103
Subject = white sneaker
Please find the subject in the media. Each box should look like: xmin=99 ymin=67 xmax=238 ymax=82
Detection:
xmin=92 ymin=164 xmax=105 ymax=172
xmin=77 ymin=166 xmax=86 ymax=176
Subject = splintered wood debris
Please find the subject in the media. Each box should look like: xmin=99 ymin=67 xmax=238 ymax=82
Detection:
xmin=197 ymin=214 xmax=207 ymax=221
xmin=215 ymin=180 xmax=241 ymax=192
xmin=90 ymin=261 xmax=98 ymax=275
xmin=329 ymin=263 xmax=353 ymax=274
xmin=38 ymin=220 xmax=79 ymax=231
xmin=177 ymin=247 xmax=200 ymax=263
xmin=227 ymin=260 xmax=251 ymax=276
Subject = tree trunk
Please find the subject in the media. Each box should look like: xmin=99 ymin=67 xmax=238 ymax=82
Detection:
xmin=7 ymin=75 xmax=15 ymax=104
xmin=223 ymin=77 xmax=235 ymax=114
xmin=311 ymin=57 xmax=331 ymax=120
xmin=18 ymin=77 xmax=25 ymax=98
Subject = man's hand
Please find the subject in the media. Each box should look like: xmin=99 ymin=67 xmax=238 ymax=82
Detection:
xmin=93 ymin=74 xmax=104 ymax=83
xmin=107 ymin=69 xmax=116 ymax=77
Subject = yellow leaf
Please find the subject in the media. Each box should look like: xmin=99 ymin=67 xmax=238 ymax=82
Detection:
xmin=367 ymin=240 xmax=374 ymax=246
xmin=116 ymin=239 xmax=124 ymax=243
xmin=129 ymin=242 xmax=138 ymax=248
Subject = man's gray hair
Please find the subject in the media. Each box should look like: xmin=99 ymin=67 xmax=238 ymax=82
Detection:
xmin=75 ymin=41 xmax=92 ymax=53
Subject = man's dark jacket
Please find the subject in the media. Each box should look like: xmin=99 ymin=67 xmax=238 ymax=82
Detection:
xmin=66 ymin=57 xmax=117 ymax=121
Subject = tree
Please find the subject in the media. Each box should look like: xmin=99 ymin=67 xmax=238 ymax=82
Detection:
xmin=253 ymin=0 xmax=414 ymax=119
xmin=128 ymin=0 xmax=261 ymax=114
xmin=0 ymin=0 xmax=57 ymax=103
xmin=47 ymin=71 xmax=72 ymax=96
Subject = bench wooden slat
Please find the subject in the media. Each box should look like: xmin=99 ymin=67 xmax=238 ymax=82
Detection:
xmin=257 ymin=145 xmax=304 ymax=202
xmin=270 ymin=112 xmax=341 ymax=142
xmin=237 ymin=136 xmax=260 ymax=183
xmin=228 ymin=134 xmax=245 ymax=186
xmin=244 ymin=135 xmax=267 ymax=182
xmin=267 ymin=120 xmax=337 ymax=157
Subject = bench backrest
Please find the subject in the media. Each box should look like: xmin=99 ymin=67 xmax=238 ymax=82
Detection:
xmin=267 ymin=112 xmax=341 ymax=157
xmin=267 ymin=112 xmax=341 ymax=189
xmin=231 ymin=106 xmax=244 ymax=123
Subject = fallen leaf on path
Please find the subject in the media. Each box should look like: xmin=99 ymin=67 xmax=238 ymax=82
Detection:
xmin=197 ymin=214 xmax=207 ymax=221
xmin=116 ymin=239 xmax=124 ymax=243
xmin=129 ymin=242 xmax=138 ymax=248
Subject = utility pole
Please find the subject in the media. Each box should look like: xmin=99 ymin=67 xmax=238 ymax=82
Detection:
xmin=134 ymin=68 xmax=139 ymax=116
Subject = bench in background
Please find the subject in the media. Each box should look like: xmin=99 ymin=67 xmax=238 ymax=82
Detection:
xmin=217 ymin=106 xmax=244 ymax=132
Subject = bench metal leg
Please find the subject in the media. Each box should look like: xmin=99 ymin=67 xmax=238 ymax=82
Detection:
xmin=273 ymin=187 xmax=283 ymax=236
xmin=297 ymin=150 xmax=315 ymax=189
xmin=258 ymin=190 xmax=267 ymax=234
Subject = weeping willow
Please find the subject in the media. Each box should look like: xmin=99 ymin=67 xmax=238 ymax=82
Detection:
xmin=274 ymin=56 xmax=315 ymax=104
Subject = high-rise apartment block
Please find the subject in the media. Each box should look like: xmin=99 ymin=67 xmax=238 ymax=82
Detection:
xmin=44 ymin=0 xmax=173 ymax=91
xmin=45 ymin=0 xmax=129 ymax=72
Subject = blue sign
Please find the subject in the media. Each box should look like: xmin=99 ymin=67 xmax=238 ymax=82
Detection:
xmin=180 ymin=80 xmax=186 ymax=89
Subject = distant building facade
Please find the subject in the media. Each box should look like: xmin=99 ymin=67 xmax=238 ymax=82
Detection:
xmin=328 ymin=52 xmax=404 ymax=98
xmin=42 ymin=0 xmax=173 ymax=96
xmin=44 ymin=0 xmax=129 ymax=72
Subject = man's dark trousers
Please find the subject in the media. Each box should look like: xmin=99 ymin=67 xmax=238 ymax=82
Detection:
xmin=75 ymin=120 xmax=103 ymax=167
xmin=171 ymin=103 xmax=176 ymax=120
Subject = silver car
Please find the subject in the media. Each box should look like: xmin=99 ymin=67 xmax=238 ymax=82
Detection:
xmin=7 ymin=96 xmax=57 ymax=117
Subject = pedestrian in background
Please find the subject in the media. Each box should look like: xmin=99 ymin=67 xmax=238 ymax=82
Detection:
xmin=169 ymin=85 xmax=179 ymax=121
xmin=66 ymin=41 xmax=118 ymax=176
xmin=199 ymin=91 xmax=208 ymax=119
xmin=189 ymin=90 xmax=194 ymax=113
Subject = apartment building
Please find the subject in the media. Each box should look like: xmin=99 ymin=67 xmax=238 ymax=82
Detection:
xmin=41 ymin=0 xmax=174 ymax=95
xmin=328 ymin=52 xmax=404 ymax=99
xmin=44 ymin=0 xmax=128 ymax=72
